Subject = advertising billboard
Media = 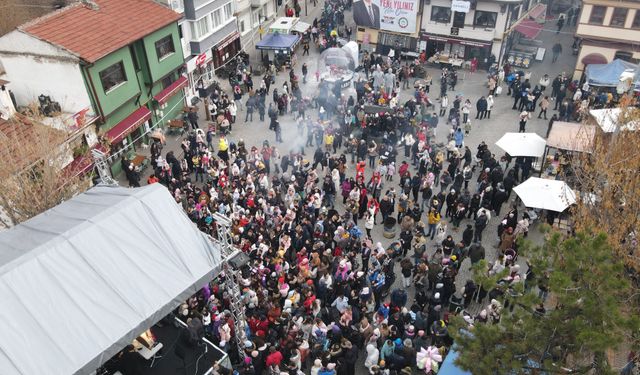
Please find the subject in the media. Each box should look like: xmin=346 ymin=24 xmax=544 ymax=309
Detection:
xmin=353 ymin=0 xmax=419 ymax=34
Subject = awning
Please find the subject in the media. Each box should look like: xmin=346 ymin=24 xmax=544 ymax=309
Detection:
xmin=422 ymin=34 xmax=492 ymax=47
xmin=216 ymin=31 xmax=240 ymax=50
xmin=527 ymin=3 xmax=547 ymax=20
xmin=515 ymin=19 xmax=543 ymax=39
xmin=256 ymin=33 xmax=301 ymax=51
xmin=153 ymin=75 xmax=188 ymax=105
xmin=62 ymin=144 xmax=107 ymax=177
xmin=581 ymin=53 xmax=607 ymax=66
xmin=104 ymin=106 xmax=151 ymax=144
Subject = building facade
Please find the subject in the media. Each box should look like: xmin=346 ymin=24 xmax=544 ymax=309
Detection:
xmin=420 ymin=0 xmax=533 ymax=69
xmin=0 ymin=0 xmax=186 ymax=176
xmin=236 ymin=0 xmax=278 ymax=51
xmin=574 ymin=0 xmax=640 ymax=79
xmin=157 ymin=0 xmax=240 ymax=101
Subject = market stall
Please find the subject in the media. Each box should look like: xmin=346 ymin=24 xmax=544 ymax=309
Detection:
xmin=428 ymin=52 xmax=464 ymax=68
xmin=0 ymin=184 xmax=223 ymax=375
xmin=584 ymin=58 xmax=640 ymax=89
xmin=589 ymin=107 xmax=640 ymax=133
xmin=542 ymin=121 xmax=596 ymax=178
xmin=256 ymin=32 xmax=301 ymax=67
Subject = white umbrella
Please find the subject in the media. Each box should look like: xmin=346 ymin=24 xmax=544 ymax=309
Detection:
xmin=513 ymin=177 xmax=577 ymax=212
xmin=495 ymin=133 xmax=547 ymax=157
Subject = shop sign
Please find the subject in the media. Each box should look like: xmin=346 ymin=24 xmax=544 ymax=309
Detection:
xmin=217 ymin=32 xmax=240 ymax=50
xmin=196 ymin=53 xmax=207 ymax=66
xmin=451 ymin=0 xmax=470 ymax=13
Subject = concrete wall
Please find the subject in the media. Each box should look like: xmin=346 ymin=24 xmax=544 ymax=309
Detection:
xmin=0 ymin=31 xmax=92 ymax=114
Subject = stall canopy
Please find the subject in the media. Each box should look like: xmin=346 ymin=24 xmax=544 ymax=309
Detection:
xmin=589 ymin=107 xmax=639 ymax=132
xmin=514 ymin=19 xmax=543 ymax=39
xmin=495 ymin=132 xmax=547 ymax=157
xmin=0 ymin=184 xmax=222 ymax=375
xmin=256 ymin=33 xmax=300 ymax=51
xmin=513 ymin=177 xmax=577 ymax=212
xmin=584 ymin=58 xmax=640 ymax=88
xmin=546 ymin=121 xmax=596 ymax=153
xmin=439 ymin=348 xmax=472 ymax=375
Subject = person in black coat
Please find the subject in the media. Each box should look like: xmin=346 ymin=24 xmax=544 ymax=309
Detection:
xmin=461 ymin=224 xmax=474 ymax=247
xmin=491 ymin=184 xmax=508 ymax=216
xmin=475 ymin=96 xmax=487 ymax=119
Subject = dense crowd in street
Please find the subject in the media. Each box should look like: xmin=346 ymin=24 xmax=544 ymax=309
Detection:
xmin=112 ymin=0 xmax=640 ymax=371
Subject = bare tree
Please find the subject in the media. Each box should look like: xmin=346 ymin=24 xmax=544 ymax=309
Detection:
xmin=0 ymin=114 xmax=89 ymax=228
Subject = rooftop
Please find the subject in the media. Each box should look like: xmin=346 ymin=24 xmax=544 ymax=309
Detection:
xmin=20 ymin=0 xmax=181 ymax=63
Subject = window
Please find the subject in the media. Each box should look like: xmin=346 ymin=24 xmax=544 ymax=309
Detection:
xmin=161 ymin=74 xmax=175 ymax=89
xmin=431 ymin=6 xmax=451 ymax=23
xmin=473 ymin=10 xmax=496 ymax=28
xmin=178 ymin=24 xmax=183 ymax=38
xmin=155 ymin=35 xmax=175 ymax=60
xmin=588 ymin=5 xmax=606 ymax=24
xmin=633 ymin=10 xmax=640 ymax=28
xmin=191 ymin=16 xmax=210 ymax=39
xmin=240 ymin=20 xmax=246 ymax=33
xmin=224 ymin=3 xmax=232 ymax=20
xmin=213 ymin=9 xmax=222 ymax=28
xmin=99 ymin=61 xmax=126 ymax=92
xmin=453 ymin=11 xmax=466 ymax=28
xmin=610 ymin=7 xmax=628 ymax=27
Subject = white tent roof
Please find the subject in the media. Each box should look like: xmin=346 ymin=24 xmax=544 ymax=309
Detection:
xmin=495 ymin=132 xmax=547 ymax=157
xmin=0 ymin=184 xmax=222 ymax=375
xmin=513 ymin=177 xmax=577 ymax=212
xmin=589 ymin=108 xmax=639 ymax=133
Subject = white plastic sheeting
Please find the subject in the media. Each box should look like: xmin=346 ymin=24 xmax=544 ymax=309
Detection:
xmin=0 ymin=184 xmax=222 ymax=375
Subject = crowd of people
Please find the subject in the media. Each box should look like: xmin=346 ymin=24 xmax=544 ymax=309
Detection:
xmin=128 ymin=39 xmax=568 ymax=375
xmin=108 ymin=1 xmax=635 ymax=370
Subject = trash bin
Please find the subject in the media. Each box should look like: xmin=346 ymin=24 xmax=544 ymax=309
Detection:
xmin=383 ymin=217 xmax=397 ymax=239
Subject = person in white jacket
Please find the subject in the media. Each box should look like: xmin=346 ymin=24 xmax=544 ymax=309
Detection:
xmin=364 ymin=343 xmax=380 ymax=370
xmin=486 ymin=95 xmax=494 ymax=119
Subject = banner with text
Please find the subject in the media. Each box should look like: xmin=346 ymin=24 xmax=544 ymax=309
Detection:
xmin=353 ymin=0 xmax=419 ymax=34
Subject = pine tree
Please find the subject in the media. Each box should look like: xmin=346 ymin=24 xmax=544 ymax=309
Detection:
xmin=451 ymin=232 xmax=640 ymax=374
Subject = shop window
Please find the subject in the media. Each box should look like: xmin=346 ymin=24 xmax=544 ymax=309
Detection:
xmin=155 ymin=35 xmax=175 ymax=60
xmin=588 ymin=5 xmax=606 ymax=25
xmin=610 ymin=8 xmax=628 ymax=27
xmin=633 ymin=10 xmax=640 ymax=28
xmin=99 ymin=61 xmax=127 ymax=93
xmin=453 ymin=11 xmax=466 ymax=28
xmin=431 ymin=6 xmax=451 ymax=23
xmin=473 ymin=10 xmax=497 ymax=28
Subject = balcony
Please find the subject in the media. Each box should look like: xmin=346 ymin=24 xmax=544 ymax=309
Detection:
xmin=251 ymin=0 xmax=269 ymax=8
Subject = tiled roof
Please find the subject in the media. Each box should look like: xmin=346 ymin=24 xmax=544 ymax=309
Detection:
xmin=0 ymin=115 xmax=67 ymax=171
xmin=21 ymin=0 xmax=181 ymax=63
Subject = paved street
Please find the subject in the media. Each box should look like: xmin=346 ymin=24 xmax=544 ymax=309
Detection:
xmin=118 ymin=5 xmax=581 ymax=372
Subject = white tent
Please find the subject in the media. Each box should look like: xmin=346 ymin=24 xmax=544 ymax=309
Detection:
xmin=589 ymin=108 xmax=639 ymax=133
xmin=513 ymin=177 xmax=577 ymax=212
xmin=0 ymin=184 xmax=222 ymax=375
xmin=495 ymin=132 xmax=547 ymax=157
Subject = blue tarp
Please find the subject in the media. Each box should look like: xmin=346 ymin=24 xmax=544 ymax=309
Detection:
xmin=255 ymin=33 xmax=300 ymax=51
xmin=439 ymin=349 xmax=472 ymax=375
xmin=585 ymin=58 xmax=640 ymax=88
